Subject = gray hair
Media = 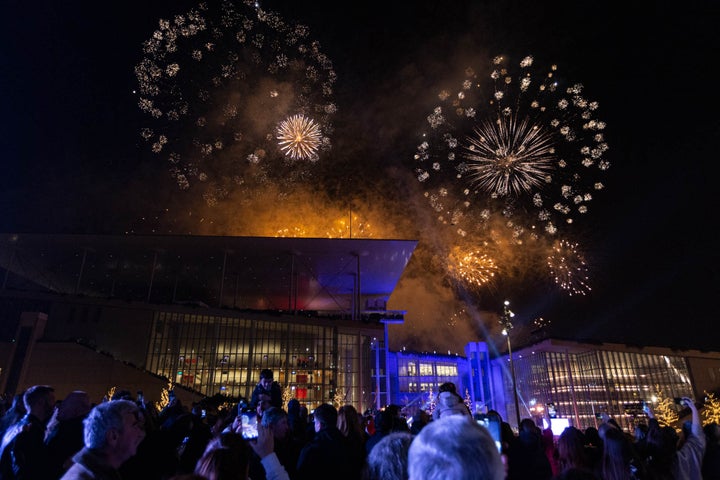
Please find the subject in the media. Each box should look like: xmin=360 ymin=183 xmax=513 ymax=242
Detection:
xmin=364 ymin=431 xmax=414 ymax=480
xmin=83 ymin=399 xmax=141 ymax=449
xmin=408 ymin=416 xmax=504 ymax=480
xmin=261 ymin=406 xmax=287 ymax=428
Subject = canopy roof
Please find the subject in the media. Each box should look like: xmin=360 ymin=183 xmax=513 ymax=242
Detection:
xmin=0 ymin=233 xmax=417 ymax=315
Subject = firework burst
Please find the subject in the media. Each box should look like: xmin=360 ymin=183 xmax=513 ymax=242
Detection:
xmin=547 ymin=239 xmax=591 ymax=296
xmin=464 ymin=114 xmax=555 ymax=197
xmin=277 ymin=114 xmax=322 ymax=160
xmin=135 ymin=0 xmax=337 ymax=205
xmin=415 ymin=55 xmax=609 ymax=240
xmin=447 ymin=246 xmax=498 ymax=290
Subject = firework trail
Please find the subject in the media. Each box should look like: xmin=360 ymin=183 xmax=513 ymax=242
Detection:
xmin=414 ymin=55 xmax=609 ymax=241
xmin=135 ymin=0 xmax=337 ymax=206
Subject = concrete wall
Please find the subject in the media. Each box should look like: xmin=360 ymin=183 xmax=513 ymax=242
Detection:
xmin=15 ymin=341 xmax=203 ymax=407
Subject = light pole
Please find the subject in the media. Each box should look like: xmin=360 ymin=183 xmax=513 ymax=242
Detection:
xmin=500 ymin=300 xmax=521 ymax=428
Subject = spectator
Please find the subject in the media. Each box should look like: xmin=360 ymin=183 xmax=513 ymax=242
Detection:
xmin=365 ymin=410 xmax=393 ymax=454
xmin=599 ymin=425 xmax=646 ymax=479
xmin=433 ymin=390 xmax=471 ymax=420
xmin=60 ymin=399 xmax=146 ymax=479
xmin=362 ymin=431 xmax=413 ymax=480
xmin=176 ymin=403 xmax=214 ymax=474
xmin=506 ymin=418 xmax=553 ymax=480
xmin=338 ymin=404 xmax=367 ymax=471
xmin=0 ymin=393 xmax=25 ymax=440
xmin=555 ymin=426 xmax=596 ymax=477
xmin=432 ymin=383 xmax=469 ymax=420
xmin=286 ymin=399 xmax=308 ymax=446
xmin=0 ymin=385 xmax=56 ymax=479
xmin=409 ymin=410 xmax=430 ymax=435
xmin=644 ymin=396 xmax=705 ymax=480
xmin=408 ymin=415 xmax=504 ymax=480
xmin=46 ymin=390 xmax=93 ymax=478
xmin=249 ymin=407 xmax=299 ymax=480
xmin=296 ymin=403 xmax=354 ymax=480
xmin=703 ymin=422 xmax=720 ymax=479
xmin=250 ymin=370 xmax=283 ymax=410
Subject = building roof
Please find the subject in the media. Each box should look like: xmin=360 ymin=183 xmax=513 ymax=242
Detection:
xmin=0 ymin=233 xmax=417 ymax=315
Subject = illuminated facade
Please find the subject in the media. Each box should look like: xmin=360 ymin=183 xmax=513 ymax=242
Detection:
xmin=0 ymin=234 xmax=415 ymax=411
xmin=145 ymin=310 xmax=380 ymax=409
xmin=386 ymin=339 xmax=720 ymax=432
xmin=491 ymin=339 xmax=720 ymax=430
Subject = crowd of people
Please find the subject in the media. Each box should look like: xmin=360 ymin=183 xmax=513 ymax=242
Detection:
xmin=0 ymin=377 xmax=718 ymax=480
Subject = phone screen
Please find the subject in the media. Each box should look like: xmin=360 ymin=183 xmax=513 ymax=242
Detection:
xmin=240 ymin=413 xmax=259 ymax=440
xmin=474 ymin=414 xmax=502 ymax=453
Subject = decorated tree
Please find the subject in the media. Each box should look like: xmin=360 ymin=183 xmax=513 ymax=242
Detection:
xmin=158 ymin=379 xmax=174 ymax=412
xmin=282 ymin=385 xmax=293 ymax=411
xmin=333 ymin=387 xmax=347 ymax=409
xmin=464 ymin=388 xmax=472 ymax=411
xmin=703 ymin=391 xmax=720 ymax=425
xmin=104 ymin=386 xmax=116 ymax=403
xmin=653 ymin=385 xmax=679 ymax=428
xmin=425 ymin=387 xmax=436 ymax=416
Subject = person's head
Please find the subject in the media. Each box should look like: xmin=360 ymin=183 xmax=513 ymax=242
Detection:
xmin=258 ymin=369 xmax=274 ymax=390
xmin=57 ymin=390 xmax=92 ymax=421
xmin=409 ymin=416 xmax=504 ymax=480
xmin=111 ymin=389 xmax=134 ymax=401
xmin=410 ymin=410 xmax=430 ymax=435
xmin=438 ymin=382 xmax=458 ymax=395
xmin=364 ymin=431 xmax=414 ymax=480
xmin=435 ymin=392 xmax=467 ymax=419
xmin=313 ymin=403 xmax=337 ymax=432
xmin=255 ymin=393 xmax=272 ymax=417
xmin=287 ymin=398 xmax=300 ymax=416
xmin=262 ymin=406 xmax=289 ymax=440
xmin=337 ymin=404 xmax=362 ymax=437
xmin=557 ymin=426 xmax=590 ymax=472
xmin=83 ymin=399 xmax=146 ymax=468
xmin=601 ymin=425 xmax=643 ymax=479
xmin=195 ymin=444 xmax=251 ymax=480
xmin=634 ymin=423 xmax=648 ymax=442
xmin=705 ymin=422 xmax=720 ymax=443
xmin=645 ymin=424 xmax=679 ymax=467
xmin=23 ymin=384 xmax=55 ymax=421
xmin=374 ymin=410 xmax=394 ymax=435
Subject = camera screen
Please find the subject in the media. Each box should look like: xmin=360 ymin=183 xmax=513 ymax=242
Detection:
xmin=474 ymin=414 xmax=502 ymax=453
xmin=240 ymin=413 xmax=259 ymax=440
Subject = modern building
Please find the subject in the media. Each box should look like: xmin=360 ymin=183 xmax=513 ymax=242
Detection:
xmin=3 ymin=233 xmax=719 ymax=431
xmin=0 ymin=233 xmax=415 ymax=410
xmin=386 ymin=337 xmax=720 ymax=431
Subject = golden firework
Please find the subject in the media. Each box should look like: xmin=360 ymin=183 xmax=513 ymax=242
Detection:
xmin=276 ymin=114 xmax=322 ymax=160
xmin=448 ymin=246 xmax=498 ymax=289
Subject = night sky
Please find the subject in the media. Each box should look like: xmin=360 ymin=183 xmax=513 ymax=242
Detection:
xmin=0 ymin=1 xmax=718 ymax=353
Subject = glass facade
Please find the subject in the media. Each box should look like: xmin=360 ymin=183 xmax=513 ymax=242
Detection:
xmin=389 ymin=351 xmax=465 ymax=409
xmin=146 ymin=311 xmax=379 ymax=411
xmin=502 ymin=346 xmax=695 ymax=431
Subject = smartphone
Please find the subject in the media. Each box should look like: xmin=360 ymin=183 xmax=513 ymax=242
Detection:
xmin=240 ymin=413 xmax=259 ymax=440
xmin=595 ymin=412 xmax=603 ymax=419
xmin=674 ymin=397 xmax=684 ymax=405
xmin=474 ymin=414 xmax=502 ymax=453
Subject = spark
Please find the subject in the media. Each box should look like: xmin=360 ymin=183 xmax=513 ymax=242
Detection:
xmin=415 ymin=54 xmax=609 ymax=240
xmin=547 ymin=239 xmax=591 ymax=296
xmin=447 ymin=246 xmax=498 ymax=289
xmin=463 ymin=114 xmax=555 ymax=197
xmin=276 ymin=114 xmax=322 ymax=160
xmin=135 ymin=0 xmax=336 ymax=205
